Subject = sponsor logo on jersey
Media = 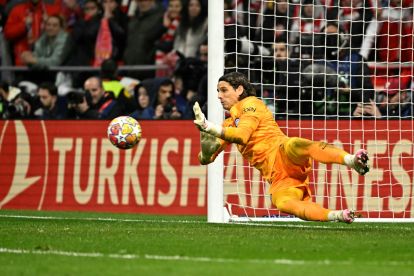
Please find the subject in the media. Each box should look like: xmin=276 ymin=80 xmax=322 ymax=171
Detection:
xmin=234 ymin=118 xmax=240 ymax=127
xmin=242 ymin=107 xmax=256 ymax=113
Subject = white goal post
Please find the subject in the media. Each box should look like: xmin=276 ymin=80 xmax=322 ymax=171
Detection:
xmin=207 ymin=0 xmax=414 ymax=223
xmin=207 ymin=0 xmax=224 ymax=223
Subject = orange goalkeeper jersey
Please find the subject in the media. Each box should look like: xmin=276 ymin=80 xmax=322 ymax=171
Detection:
xmin=217 ymin=96 xmax=288 ymax=183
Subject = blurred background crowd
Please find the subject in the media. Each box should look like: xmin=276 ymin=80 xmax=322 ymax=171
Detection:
xmin=0 ymin=0 xmax=413 ymax=120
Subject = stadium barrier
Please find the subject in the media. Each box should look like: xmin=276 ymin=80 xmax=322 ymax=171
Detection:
xmin=0 ymin=65 xmax=165 ymax=72
xmin=0 ymin=120 xmax=413 ymax=218
xmin=0 ymin=65 xmax=168 ymax=83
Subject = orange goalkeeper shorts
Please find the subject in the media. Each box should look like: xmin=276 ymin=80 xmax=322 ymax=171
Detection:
xmin=268 ymin=139 xmax=312 ymax=201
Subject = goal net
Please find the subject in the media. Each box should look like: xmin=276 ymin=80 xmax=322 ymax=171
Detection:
xmin=208 ymin=0 xmax=414 ymax=222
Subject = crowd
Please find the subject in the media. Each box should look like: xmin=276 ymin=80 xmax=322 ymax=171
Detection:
xmin=0 ymin=0 xmax=413 ymax=120
xmin=0 ymin=0 xmax=208 ymax=119
xmin=225 ymin=0 xmax=414 ymax=118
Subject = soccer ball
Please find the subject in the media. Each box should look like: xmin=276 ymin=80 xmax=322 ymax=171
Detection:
xmin=107 ymin=116 xmax=142 ymax=149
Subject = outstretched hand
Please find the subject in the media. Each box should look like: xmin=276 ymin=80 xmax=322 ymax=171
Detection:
xmin=193 ymin=101 xmax=207 ymax=131
xmin=192 ymin=102 xmax=223 ymax=137
xmin=192 ymin=102 xmax=224 ymax=137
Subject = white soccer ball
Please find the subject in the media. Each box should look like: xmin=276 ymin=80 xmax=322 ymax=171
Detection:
xmin=107 ymin=116 xmax=142 ymax=149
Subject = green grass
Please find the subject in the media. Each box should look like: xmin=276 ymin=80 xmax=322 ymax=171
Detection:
xmin=0 ymin=210 xmax=413 ymax=275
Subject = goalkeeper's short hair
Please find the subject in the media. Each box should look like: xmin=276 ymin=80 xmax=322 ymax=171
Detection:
xmin=219 ymin=72 xmax=256 ymax=99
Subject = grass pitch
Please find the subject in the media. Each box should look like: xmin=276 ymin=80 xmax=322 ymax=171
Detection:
xmin=1 ymin=210 xmax=413 ymax=275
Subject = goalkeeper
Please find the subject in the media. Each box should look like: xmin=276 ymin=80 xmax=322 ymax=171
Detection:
xmin=193 ymin=72 xmax=369 ymax=223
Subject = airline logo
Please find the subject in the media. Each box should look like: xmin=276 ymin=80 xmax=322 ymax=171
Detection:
xmin=0 ymin=121 xmax=46 ymax=209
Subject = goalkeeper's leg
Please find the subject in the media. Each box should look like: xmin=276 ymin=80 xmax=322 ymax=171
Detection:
xmin=272 ymin=187 xmax=329 ymax=221
xmin=285 ymin=137 xmax=369 ymax=176
xmin=271 ymin=187 xmax=355 ymax=223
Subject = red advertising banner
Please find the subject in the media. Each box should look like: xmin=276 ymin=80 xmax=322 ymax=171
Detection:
xmin=0 ymin=120 xmax=204 ymax=214
xmin=224 ymin=120 xmax=414 ymax=218
xmin=0 ymin=120 xmax=413 ymax=217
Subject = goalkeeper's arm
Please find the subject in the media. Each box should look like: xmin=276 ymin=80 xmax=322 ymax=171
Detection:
xmin=193 ymin=101 xmax=257 ymax=145
xmin=193 ymin=102 xmax=227 ymax=164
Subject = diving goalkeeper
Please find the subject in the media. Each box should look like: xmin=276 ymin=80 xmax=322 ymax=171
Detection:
xmin=193 ymin=72 xmax=369 ymax=223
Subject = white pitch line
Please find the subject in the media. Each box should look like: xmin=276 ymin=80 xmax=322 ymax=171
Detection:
xmin=0 ymin=214 xmax=203 ymax=224
xmin=232 ymin=222 xmax=347 ymax=229
xmin=0 ymin=214 xmax=341 ymax=229
xmin=0 ymin=247 xmax=413 ymax=267
xmin=1 ymin=214 xmax=413 ymax=230
xmin=0 ymin=247 xmax=313 ymax=265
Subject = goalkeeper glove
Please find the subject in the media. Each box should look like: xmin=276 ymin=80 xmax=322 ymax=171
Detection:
xmin=198 ymin=132 xmax=221 ymax=165
xmin=193 ymin=102 xmax=223 ymax=137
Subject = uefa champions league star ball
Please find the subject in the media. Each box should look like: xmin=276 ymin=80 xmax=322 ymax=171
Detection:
xmin=107 ymin=116 xmax=142 ymax=149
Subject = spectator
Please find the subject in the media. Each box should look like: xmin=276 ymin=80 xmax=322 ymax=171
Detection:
xmin=173 ymin=50 xmax=206 ymax=117
xmin=173 ymin=0 xmax=207 ymax=58
xmin=187 ymin=38 xmax=208 ymax=109
xmin=224 ymin=28 xmax=272 ymax=74
xmin=223 ymin=0 xmax=234 ymax=25
xmin=0 ymin=1 xmax=13 ymax=82
xmin=0 ymin=81 xmax=10 ymax=118
xmin=68 ymin=0 xmax=126 ymax=85
xmin=176 ymin=38 xmax=208 ymax=118
xmin=61 ymin=0 xmax=83 ymax=33
xmin=326 ymin=0 xmax=375 ymax=52
xmin=259 ymin=0 xmax=294 ymax=47
xmin=360 ymin=0 xmax=414 ymax=62
xmin=35 ymin=81 xmax=67 ymax=119
xmin=197 ymin=38 xmax=207 ymax=63
xmin=149 ymin=77 xmax=183 ymax=119
xmin=0 ymin=0 xmax=5 ymax=27
xmin=353 ymin=71 xmax=413 ymax=118
xmin=101 ymin=0 xmax=128 ymax=59
xmin=123 ymin=0 xmax=165 ymax=80
xmin=100 ymin=58 xmax=136 ymax=113
xmin=84 ymin=76 xmax=124 ymax=119
xmin=66 ymin=89 xmax=100 ymax=119
xmin=229 ymin=0 xmax=262 ymax=39
xmin=289 ymin=0 xmax=325 ymax=46
xmin=300 ymin=22 xmax=375 ymax=117
xmin=66 ymin=0 xmax=103 ymax=85
xmin=130 ymin=80 xmax=155 ymax=120
xmin=263 ymin=37 xmax=301 ymax=116
xmin=6 ymin=85 xmax=40 ymax=119
xmin=154 ymin=0 xmax=182 ymax=77
xmin=102 ymin=0 xmax=128 ymax=31
xmin=119 ymin=0 xmax=136 ymax=16
xmin=4 ymin=0 xmax=61 ymax=66
xmin=21 ymin=15 xmax=70 ymax=68
xmin=20 ymin=15 xmax=72 ymax=84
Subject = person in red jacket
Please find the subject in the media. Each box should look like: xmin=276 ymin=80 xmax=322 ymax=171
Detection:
xmin=4 ymin=0 xmax=61 ymax=66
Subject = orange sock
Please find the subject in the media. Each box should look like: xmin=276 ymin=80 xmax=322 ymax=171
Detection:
xmin=307 ymin=141 xmax=348 ymax=164
xmin=272 ymin=187 xmax=330 ymax=221
xmin=285 ymin=138 xmax=348 ymax=165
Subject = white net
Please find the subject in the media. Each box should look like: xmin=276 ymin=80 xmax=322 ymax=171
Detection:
xmin=222 ymin=0 xmax=414 ymax=221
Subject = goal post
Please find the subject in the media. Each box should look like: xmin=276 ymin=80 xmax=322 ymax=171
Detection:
xmin=207 ymin=0 xmax=225 ymax=223
xmin=208 ymin=0 xmax=414 ymax=223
